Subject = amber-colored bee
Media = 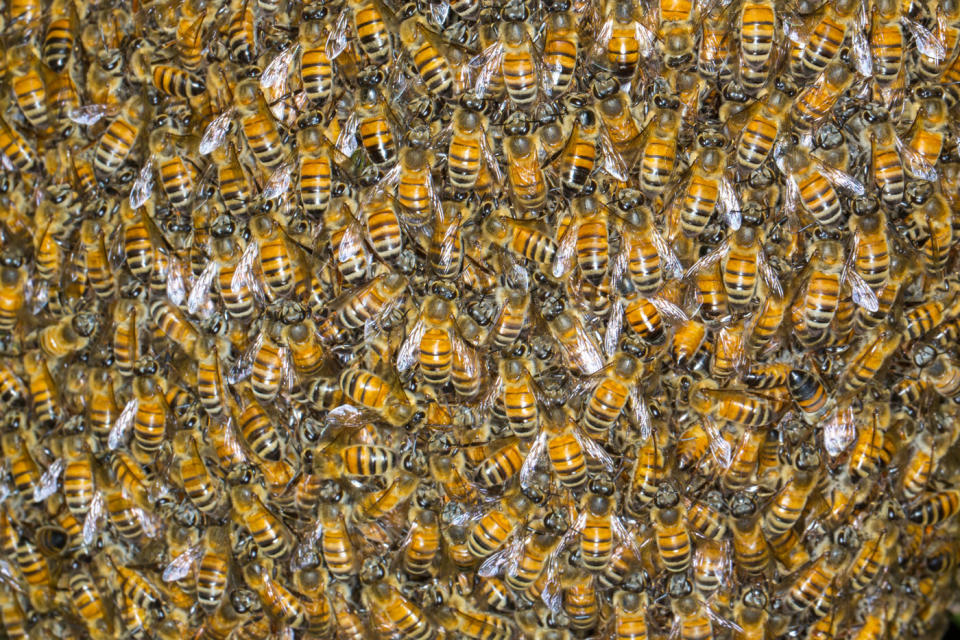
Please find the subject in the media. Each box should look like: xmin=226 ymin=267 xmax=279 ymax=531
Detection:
xmin=837 ymin=328 xmax=902 ymax=396
xmin=785 ymin=539 xmax=847 ymax=617
xmin=468 ymin=492 xmax=531 ymax=559
xmin=483 ymin=215 xmax=558 ymax=272
xmin=340 ymin=368 xmax=416 ymax=427
xmin=638 ymin=100 xmax=680 ymax=197
xmin=735 ymin=88 xmax=792 ymax=171
xmin=762 ymin=445 xmax=819 ymax=537
xmin=790 ymin=61 xmax=853 ymax=134
xmin=739 ymin=0 xmax=775 ymax=91
xmin=729 ymin=492 xmax=770 ymax=575
xmin=651 ymin=483 xmax=691 ymax=572
xmin=903 ymin=94 xmax=948 ymax=180
xmin=7 ymin=45 xmax=50 ymax=132
xmin=172 ymin=430 xmax=226 ymax=514
xmin=355 ymin=80 xmax=397 ymax=169
xmin=94 ymin=97 xmax=146 ymax=177
xmin=791 ymin=0 xmax=857 ymax=78
xmin=363 ymin=581 xmax=435 ymax=640
xmin=231 ymin=485 xmax=292 ymax=559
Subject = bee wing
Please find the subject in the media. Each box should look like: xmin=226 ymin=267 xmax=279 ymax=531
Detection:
xmin=478 ymin=533 xmax=524 ymax=577
xmin=108 ymin=398 xmax=139 ymax=450
xmin=229 ymin=331 xmax=263 ymax=384
xmin=572 ymin=425 xmax=615 ymax=473
xmin=325 ymin=11 xmax=351 ymax=59
xmin=336 ymin=112 xmax=360 ymax=158
xmin=231 ymin=237 xmax=260 ymax=294
xmin=611 ymin=515 xmax=643 ymax=561
xmin=684 ymin=242 xmax=725 ymax=280
xmin=187 ymin=260 xmax=219 ymax=315
xmin=849 ymin=5 xmax=873 ymax=77
xmin=261 ymin=160 xmax=295 ymax=201
xmin=587 ymin=17 xmax=612 ymax=62
xmin=470 ymin=41 xmax=504 ymax=100
xmin=518 ymin=430 xmax=548 ymax=490
xmin=598 ymin=127 xmax=629 ymax=182
xmin=895 ymin=135 xmax=939 ymax=182
xmin=845 ymin=267 xmax=879 ymax=313
xmin=34 ymin=457 xmax=63 ymax=503
xmin=199 ymin=109 xmax=236 ymax=155
xmin=822 ymin=405 xmax=857 ymax=458
xmin=539 ymin=554 xmax=564 ymax=614
xmin=435 ymin=210 xmax=463 ymax=269
xmin=650 ymin=226 xmax=683 ymax=281
xmin=628 ymin=386 xmax=652 ymax=441
xmin=166 ymin=257 xmax=187 ymax=307
xmin=784 ymin=169 xmax=803 ymax=219
xmin=702 ymin=419 xmax=732 ymax=468
xmin=757 ymin=248 xmax=783 ymax=300
xmin=552 ymin=220 xmax=579 ymax=279
xmin=451 ymin=334 xmax=481 ymax=381
xmin=604 ymin=297 xmax=624 ymax=358
xmin=650 ymin=296 xmax=689 ymax=324
xmin=812 ymin=156 xmax=865 ymax=196
xmin=261 ymin=44 xmax=300 ymax=93
xmin=82 ymin=493 xmax=104 ymax=547
xmin=904 ymin=16 xmax=947 ymax=62
xmin=718 ymin=176 xmax=741 ymax=231
xmin=396 ymin=319 xmax=427 ymax=374
xmin=66 ymin=104 xmax=119 ymax=126
xmin=162 ymin=543 xmax=202 ymax=582
xmin=479 ymin=128 xmax=505 ymax=185
xmin=129 ymin=159 xmax=155 ymax=210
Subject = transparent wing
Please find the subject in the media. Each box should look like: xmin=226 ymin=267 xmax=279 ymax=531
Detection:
xmin=684 ymin=242 xmax=725 ymax=280
xmin=757 ymin=248 xmax=783 ymax=299
xmin=229 ymin=331 xmax=263 ymax=384
xmin=451 ymin=335 xmax=481 ymax=383
xmin=650 ymin=296 xmax=689 ymax=323
xmin=718 ymin=177 xmax=741 ymax=231
xmin=650 ymin=226 xmax=683 ymax=281
xmin=166 ymin=259 xmax=187 ymax=306
xmin=34 ymin=458 xmax=63 ymax=502
xmin=162 ymin=543 xmax=202 ymax=582
xmin=470 ymin=41 xmax=504 ymax=101
xmin=262 ymin=160 xmax=295 ymax=201
xmin=232 ymin=239 xmax=259 ymax=293
xmin=479 ymin=130 xmax=505 ymax=185
xmin=822 ymin=406 xmax=857 ymax=457
xmin=598 ymin=128 xmax=629 ymax=182
xmin=572 ymin=425 xmax=615 ymax=472
xmin=895 ymin=135 xmax=939 ymax=181
xmin=813 ymin=157 xmax=865 ymax=196
xmin=82 ymin=493 xmax=104 ymax=546
xmin=703 ymin=419 xmax=732 ymax=468
xmin=611 ymin=515 xmax=643 ymax=561
xmin=67 ymin=104 xmax=118 ymax=126
xmin=478 ymin=533 xmax=524 ymax=577
xmin=904 ymin=16 xmax=947 ymax=62
xmin=261 ymin=44 xmax=300 ymax=93
xmin=850 ymin=7 xmax=873 ymax=77
xmin=396 ymin=320 xmax=426 ymax=374
xmin=199 ymin=109 xmax=236 ymax=155
xmin=845 ymin=267 xmax=880 ymax=313
xmin=604 ymin=297 xmax=623 ymax=358
xmin=551 ymin=221 xmax=578 ymax=279
xmin=336 ymin=113 xmax=360 ymax=158
xmin=129 ymin=159 xmax=154 ymax=210
xmin=187 ymin=260 xmax=219 ymax=315
xmin=518 ymin=430 xmax=547 ymax=490
xmin=628 ymin=387 xmax=652 ymax=441
xmin=108 ymin=398 xmax=138 ymax=450
xmin=325 ymin=11 xmax=350 ymax=59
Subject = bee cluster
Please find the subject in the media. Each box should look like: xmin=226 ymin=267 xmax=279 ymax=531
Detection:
xmin=2 ymin=0 xmax=960 ymax=637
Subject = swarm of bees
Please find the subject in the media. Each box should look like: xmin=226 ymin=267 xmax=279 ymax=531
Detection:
xmin=2 ymin=0 xmax=960 ymax=636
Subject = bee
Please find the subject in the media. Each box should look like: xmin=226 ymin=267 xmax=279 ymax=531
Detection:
xmin=735 ymin=86 xmax=793 ymax=172
xmin=503 ymin=122 xmax=547 ymax=212
xmin=791 ymin=0 xmax=859 ymax=79
xmin=483 ymin=215 xmax=557 ymax=272
xmin=847 ymin=511 xmax=897 ymax=592
xmin=23 ymin=352 xmax=58 ymax=429
xmin=94 ymin=96 xmax=146 ymax=177
xmin=902 ymin=93 xmax=948 ymax=180
xmin=172 ymin=430 xmax=227 ymax=515
xmin=785 ymin=539 xmax=847 ymax=617
xmin=599 ymin=0 xmax=653 ymax=82
xmin=363 ymin=581 xmax=435 ymax=640
xmin=729 ymin=491 xmax=770 ymax=575
xmin=354 ymin=77 xmax=398 ymax=169
xmin=349 ymin=0 xmax=393 ymax=66
xmin=582 ymin=351 xmax=644 ymax=439
xmin=837 ymin=327 xmax=902 ymax=396
xmin=638 ymin=99 xmax=681 ymax=197
xmin=790 ymin=61 xmax=853 ymax=134
xmin=340 ymin=367 xmax=417 ymax=427
xmin=196 ymin=525 xmax=230 ymax=612
xmin=618 ymin=199 xmax=680 ymax=295
xmin=739 ymin=0 xmax=775 ymax=91
xmin=243 ymin=559 xmax=307 ymax=628
xmin=7 ymin=45 xmax=50 ymax=132
xmin=593 ymin=80 xmax=643 ymax=154
xmin=400 ymin=16 xmax=452 ymax=97
xmin=651 ymin=483 xmax=692 ymax=572
xmin=548 ymin=309 xmax=605 ymax=376
xmin=555 ymin=194 xmax=610 ymax=284
xmin=542 ymin=6 xmax=579 ymax=97
xmin=68 ymin=569 xmax=113 ymax=638
xmin=234 ymin=79 xmax=286 ymax=175
xmin=231 ymin=485 xmax=292 ymax=559
xmin=403 ymin=507 xmax=440 ymax=577
xmin=678 ymin=142 xmax=729 ymax=238
xmin=762 ymin=444 xmax=820 ymax=537
xmin=469 ymin=492 xmax=532 ymax=559
xmin=611 ymin=590 xmax=649 ymax=639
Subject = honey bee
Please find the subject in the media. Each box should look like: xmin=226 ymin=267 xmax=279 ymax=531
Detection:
xmin=739 ymin=0 xmax=775 ymax=92
xmin=790 ymin=61 xmax=854 ymax=134
xmin=7 ymin=45 xmax=50 ymax=132
xmin=735 ymin=85 xmax=793 ymax=172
